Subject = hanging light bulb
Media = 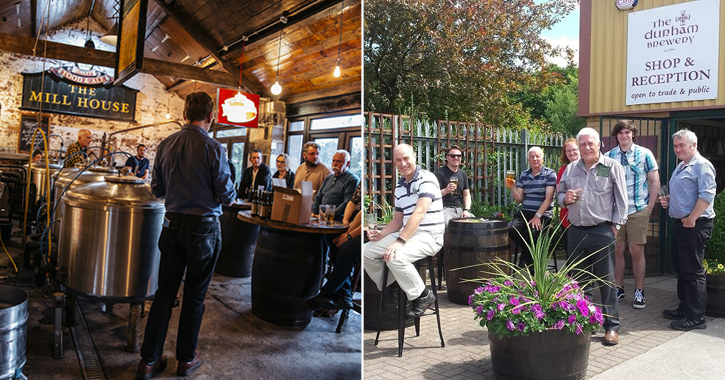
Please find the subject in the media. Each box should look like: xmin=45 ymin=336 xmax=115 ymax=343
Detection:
xmin=271 ymin=80 xmax=282 ymax=95
xmin=333 ymin=59 xmax=341 ymax=78
xmin=270 ymin=30 xmax=283 ymax=96
xmin=165 ymin=112 xmax=171 ymax=120
xmin=333 ymin=0 xmax=345 ymax=77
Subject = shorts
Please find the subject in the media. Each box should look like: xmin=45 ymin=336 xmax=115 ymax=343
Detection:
xmin=620 ymin=208 xmax=651 ymax=245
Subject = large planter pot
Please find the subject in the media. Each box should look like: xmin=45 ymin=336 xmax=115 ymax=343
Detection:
xmin=706 ymin=273 xmax=725 ymax=318
xmin=488 ymin=328 xmax=590 ymax=380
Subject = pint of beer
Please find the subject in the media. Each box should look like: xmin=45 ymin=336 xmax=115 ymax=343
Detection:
xmin=506 ymin=170 xmax=516 ymax=187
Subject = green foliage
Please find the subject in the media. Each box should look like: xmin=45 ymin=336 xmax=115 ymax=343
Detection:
xmin=470 ymin=199 xmax=518 ymax=221
xmin=705 ymin=191 xmax=725 ymax=275
xmin=470 ymin=220 xmax=605 ymax=337
xmin=371 ymin=197 xmax=395 ymax=225
xmin=544 ymin=71 xmax=587 ymax=136
xmin=364 ymin=0 xmax=579 ymax=126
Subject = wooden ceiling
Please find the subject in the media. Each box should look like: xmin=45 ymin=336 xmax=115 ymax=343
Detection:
xmin=0 ymin=0 xmax=361 ymax=104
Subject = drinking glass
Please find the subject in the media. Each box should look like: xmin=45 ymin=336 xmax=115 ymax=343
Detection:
xmin=326 ymin=205 xmax=336 ymax=224
xmin=449 ymin=176 xmax=459 ymax=194
xmin=658 ymin=185 xmax=669 ymax=197
xmin=505 ymin=170 xmax=516 ymax=187
xmin=365 ymin=213 xmax=379 ymax=239
xmin=570 ymin=177 xmax=583 ymax=201
xmin=319 ymin=205 xmax=327 ymax=225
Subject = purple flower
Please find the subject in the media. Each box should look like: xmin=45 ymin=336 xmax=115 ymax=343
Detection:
xmin=506 ymin=320 xmax=515 ymax=331
xmin=575 ymin=324 xmax=583 ymax=335
xmin=476 ymin=306 xmax=484 ymax=315
xmin=509 ymin=297 xmax=520 ymax=306
xmin=475 ymin=286 xmax=485 ymax=294
xmin=576 ymin=300 xmax=589 ymax=317
xmin=532 ymin=304 xmax=545 ymax=320
xmin=568 ymin=315 xmax=577 ymax=324
xmin=553 ymin=320 xmax=565 ymax=330
xmin=497 ymin=303 xmax=505 ymax=311
xmin=486 ymin=309 xmax=495 ymax=321
xmin=468 ymin=294 xmax=474 ymax=306
xmin=511 ymin=306 xmax=522 ymax=315
xmin=504 ymin=280 xmax=514 ymax=286
xmin=517 ymin=322 xmax=526 ymax=331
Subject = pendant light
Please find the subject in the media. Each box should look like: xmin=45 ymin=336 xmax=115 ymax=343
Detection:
xmin=333 ymin=0 xmax=345 ymax=78
xmin=101 ymin=0 xmax=119 ymax=46
xmin=270 ymin=30 xmax=283 ymax=96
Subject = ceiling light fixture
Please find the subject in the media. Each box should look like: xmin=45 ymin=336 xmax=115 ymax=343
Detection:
xmin=333 ymin=0 xmax=345 ymax=78
xmin=270 ymin=30 xmax=283 ymax=96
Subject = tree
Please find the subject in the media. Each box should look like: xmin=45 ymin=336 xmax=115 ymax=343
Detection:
xmin=364 ymin=0 xmax=579 ymax=128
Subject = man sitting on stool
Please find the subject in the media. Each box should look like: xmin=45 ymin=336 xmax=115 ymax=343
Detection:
xmin=364 ymin=144 xmax=444 ymax=318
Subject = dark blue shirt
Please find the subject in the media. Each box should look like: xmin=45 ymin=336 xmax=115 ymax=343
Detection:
xmin=311 ymin=170 xmax=360 ymax=220
xmin=151 ymin=124 xmax=236 ymax=216
xmin=124 ymin=155 xmax=150 ymax=178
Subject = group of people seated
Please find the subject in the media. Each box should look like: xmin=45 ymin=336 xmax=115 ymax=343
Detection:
xmin=364 ymin=121 xmax=717 ymax=346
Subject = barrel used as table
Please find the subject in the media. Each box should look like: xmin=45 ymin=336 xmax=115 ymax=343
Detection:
xmin=237 ymin=211 xmax=346 ymax=328
xmin=444 ymin=218 xmax=509 ymax=305
xmin=216 ymin=201 xmax=258 ymax=278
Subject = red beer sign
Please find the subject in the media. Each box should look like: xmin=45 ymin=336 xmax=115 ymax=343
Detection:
xmin=216 ymin=88 xmax=260 ymax=128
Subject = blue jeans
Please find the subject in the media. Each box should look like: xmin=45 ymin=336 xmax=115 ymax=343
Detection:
xmin=140 ymin=213 xmax=221 ymax=363
xmin=321 ymin=235 xmax=361 ymax=299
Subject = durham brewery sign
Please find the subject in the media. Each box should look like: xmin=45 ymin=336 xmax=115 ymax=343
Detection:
xmin=625 ymin=0 xmax=720 ymax=105
xmin=21 ymin=67 xmax=138 ymax=121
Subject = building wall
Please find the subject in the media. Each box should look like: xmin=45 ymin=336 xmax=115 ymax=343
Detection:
xmin=582 ymin=0 xmax=725 ymax=116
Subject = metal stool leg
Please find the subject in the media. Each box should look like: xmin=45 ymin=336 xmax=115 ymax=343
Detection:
xmin=427 ymin=257 xmax=445 ymax=348
xmin=374 ymin=266 xmax=390 ymax=346
xmin=397 ymin=287 xmax=405 ymax=357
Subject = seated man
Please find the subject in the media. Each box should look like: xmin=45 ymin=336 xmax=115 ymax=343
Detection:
xmin=364 ymin=144 xmax=444 ymax=318
xmin=239 ymin=148 xmax=272 ymax=198
xmin=31 ymin=150 xmax=42 ymax=163
xmin=294 ymin=142 xmax=331 ymax=191
xmin=311 ymin=150 xmax=359 ymax=221
xmin=64 ymin=129 xmax=92 ymax=168
xmin=123 ymin=144 xmax=150 ymax=179
xmin=306 ymin=183 xmax=362 ymax=310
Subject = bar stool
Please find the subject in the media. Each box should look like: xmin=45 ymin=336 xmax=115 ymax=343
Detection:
xmin=374 ymin=256 xmax=445 ymax=357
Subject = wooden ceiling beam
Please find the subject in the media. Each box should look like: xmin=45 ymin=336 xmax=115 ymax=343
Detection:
xmin=150 ymin=0 xmax=255 ymax=93
xmin=0 ymin=32 xmax=238 ymax=87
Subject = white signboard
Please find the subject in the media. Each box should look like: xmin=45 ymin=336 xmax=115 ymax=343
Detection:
xmin=626 ymin=0 xmax=720 ymax=105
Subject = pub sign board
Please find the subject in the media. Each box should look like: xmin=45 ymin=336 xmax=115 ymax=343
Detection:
xmin=21 ymin=67 xmax=138 ymax=122
xmin=216 ymin=88 xmax=260 ymax=128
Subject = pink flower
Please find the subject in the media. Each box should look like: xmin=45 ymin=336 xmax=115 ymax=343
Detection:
xmin=576 ymin=300 xmax=589 ymax=317
xmin=553 ymin=320 xmax=565 ymax=330
xmin=506 ymin=320 xmax=515 ymax=331
xmin=497 ymin=303 xmax=505 ymax=311
xmin=487 ymin=309 xmax=495 ymax=321
xmin=509 ymin=297 xmax=520 ymax=306
xmin=568 ymin=314 xmax=577 ymax=324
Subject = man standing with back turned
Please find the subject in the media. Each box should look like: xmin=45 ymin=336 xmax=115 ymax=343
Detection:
xmin=136 ymin=92 xmax=236 ymax=379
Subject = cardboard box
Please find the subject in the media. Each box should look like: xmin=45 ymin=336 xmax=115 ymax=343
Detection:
xmin=271 ymin=182 xmax=313 ymax=225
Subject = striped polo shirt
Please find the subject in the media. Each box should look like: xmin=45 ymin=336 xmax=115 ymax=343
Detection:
xmin=516 ymin=166 xmax=557 ymax=218
xmin=606 ymin=143 xmax=658 ymax=214
xmin=394 ymin=167 xmax=445 ymax=233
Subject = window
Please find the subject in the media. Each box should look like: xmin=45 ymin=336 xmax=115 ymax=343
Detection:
xmin=310 ymin=114 xmax=363 ymax=130
xmin=215 ymin=128 xmax=248 ymax=138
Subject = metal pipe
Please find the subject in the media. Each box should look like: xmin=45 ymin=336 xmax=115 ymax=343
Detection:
xmin=101 ymin=120 xmax=183 ymax=156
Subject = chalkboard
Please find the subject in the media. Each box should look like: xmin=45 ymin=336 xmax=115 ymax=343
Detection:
xmin=18 ymin=114 xmax=50 ymax=153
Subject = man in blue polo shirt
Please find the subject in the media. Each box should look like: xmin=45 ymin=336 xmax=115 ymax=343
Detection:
xmin=364 ymin=143 xmax=445 ymax=318
xmin=506 ymin=146 xmax=557 ymax=267
xmin=660 ymin=129 xmax=716 ymax=331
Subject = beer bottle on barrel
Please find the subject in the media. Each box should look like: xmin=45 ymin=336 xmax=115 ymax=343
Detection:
xmin=250 ymin=190 xmax=258 ymax=216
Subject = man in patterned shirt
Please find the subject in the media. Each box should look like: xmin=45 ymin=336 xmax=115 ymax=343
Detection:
xmin=64 ymin=129 xmax=92 ymax=168
xmin=606 ymin=120 xmax=659 ymax=309
xmin=364 ymin=144 xmax=445 ymax=318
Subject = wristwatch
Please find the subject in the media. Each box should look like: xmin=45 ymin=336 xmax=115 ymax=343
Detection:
xmin=396 ymin=236 xmax=407 ymax=245
xmin=347 ymin=233 xmax=352 ymax=240
xmin=535 ymin=212 xmax=543 ymax=218
xmin=614 ymin=224 xmax=621 ymax=231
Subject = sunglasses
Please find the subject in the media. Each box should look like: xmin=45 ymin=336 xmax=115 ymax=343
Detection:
xmin=448 ymin=154 xmax=462 ymax=158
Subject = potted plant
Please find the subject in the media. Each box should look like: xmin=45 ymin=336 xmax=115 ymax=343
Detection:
xmin=469 ymin=220 xmax=604 ymax=380
xmin=705 ymin=190 xmax=725 ymax=318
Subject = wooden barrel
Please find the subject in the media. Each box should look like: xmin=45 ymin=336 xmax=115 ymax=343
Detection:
xmin=251 ymin=227 xmax=324 ymax=328
xmin=216 ymin=205 xmax=260 ymax=278
xmin=444 ymin=218 xmax=509 ymax=305
xmin=706 ymin=274 xmax=725 ymax=318
xmin=489 ymin=328 xmax=590 ymax=380
xmin=362 ymin=273 xmax=414 ymax=331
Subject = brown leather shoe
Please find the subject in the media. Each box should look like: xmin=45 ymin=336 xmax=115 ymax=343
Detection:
xmin=603 ymin=330 xmax=619 ymax=346
xmin=177 ymin=350 xmax=202 ymax=376
xmin=136 ymin=357 xmax=167 ymax=380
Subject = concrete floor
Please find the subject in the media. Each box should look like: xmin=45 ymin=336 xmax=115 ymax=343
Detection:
xmin=0 ymin=226 xmax=361 ymax=380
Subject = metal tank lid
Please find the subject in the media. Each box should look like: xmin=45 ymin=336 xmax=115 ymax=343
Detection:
xmin=63 ymin=174 xmax=163 ymax=209
xmin=24 ymin=162 xmax=61 ymax=169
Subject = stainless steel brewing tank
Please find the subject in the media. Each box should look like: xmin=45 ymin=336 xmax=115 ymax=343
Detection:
xmin=52 ymin=166 xmax=118 ymax=238
xmin=57 ymin=175 xmax=164 ymax=298
xmin=24 ymin=162 xmax=60 ymax=203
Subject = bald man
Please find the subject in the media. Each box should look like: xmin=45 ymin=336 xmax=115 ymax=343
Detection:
xmin=64 ymin=129 xmax=92 ymax=168
xmin=363 ymin=144 xmax=445 ymax=319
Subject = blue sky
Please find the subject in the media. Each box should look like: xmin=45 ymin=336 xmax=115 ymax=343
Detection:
xmin=536 ymin=1 xmax=580 ymax=67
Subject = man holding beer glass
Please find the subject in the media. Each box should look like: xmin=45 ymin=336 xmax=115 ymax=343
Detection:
xmin=506 ymin=146 xmax=557 ymax=267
